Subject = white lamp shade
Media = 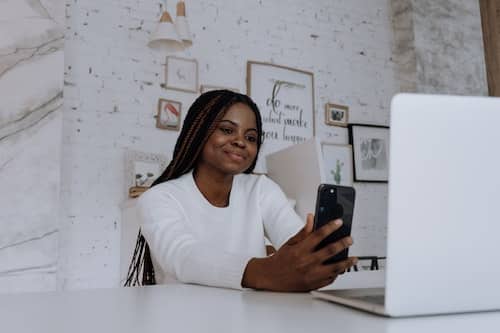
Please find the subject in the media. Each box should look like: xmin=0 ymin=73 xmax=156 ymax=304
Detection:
xmin=175 ymin=15 xmax=192 ymax=45
xmin=148 ymin=11 xmax=184 ymax=52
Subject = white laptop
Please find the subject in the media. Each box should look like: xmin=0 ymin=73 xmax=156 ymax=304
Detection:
xmin=311 ymin=93 xmax=500 ymax=317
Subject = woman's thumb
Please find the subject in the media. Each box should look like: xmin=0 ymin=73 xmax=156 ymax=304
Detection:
xmin=286 ymin=213 xmax=314 ymax=245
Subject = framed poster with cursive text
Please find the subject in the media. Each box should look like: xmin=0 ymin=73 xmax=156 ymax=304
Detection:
xmin=247 ymin=61 xmax=315 ymax=173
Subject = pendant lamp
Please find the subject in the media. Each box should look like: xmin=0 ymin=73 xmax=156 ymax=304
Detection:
xmin=148 ymin=1 xmax=184 ymax=52
xmin=174 ymin=0 xmax=192 ymax=47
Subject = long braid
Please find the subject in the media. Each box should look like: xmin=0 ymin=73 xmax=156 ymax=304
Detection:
xmin=163 ymin=97 xmax=221 ymax=178
xmin=124 ymin=90 xmax=263 ymax=287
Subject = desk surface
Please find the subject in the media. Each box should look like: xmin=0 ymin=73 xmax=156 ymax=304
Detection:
xmin=1 ymin=283 xmax=499 ymax=333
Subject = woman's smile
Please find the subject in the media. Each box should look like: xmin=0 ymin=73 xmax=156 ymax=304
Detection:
xmin=224 ymin=149 xmax=246 ymax=162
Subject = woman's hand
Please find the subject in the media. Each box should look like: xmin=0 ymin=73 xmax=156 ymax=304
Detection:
xmin=242 ymin=214 xmax=357 ymax=292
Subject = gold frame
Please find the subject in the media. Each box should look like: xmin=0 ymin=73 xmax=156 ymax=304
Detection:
xmin=246 ymin=61 xmax=316 ymax=173
xmin=246 ymin=60 xmax=316 ymax=135
xmin=156 ymin=98 xmax=182 ymax=131
xmin=325 ymin=103 xmax=349 ymax=127
xmin=164 ymin=56 xmax=199 ymax=93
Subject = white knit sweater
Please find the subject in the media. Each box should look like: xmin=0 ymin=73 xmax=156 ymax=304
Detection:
xmin=138 ymin=171 xmax=304 ymax=290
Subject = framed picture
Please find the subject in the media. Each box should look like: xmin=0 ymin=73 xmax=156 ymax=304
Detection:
xmin=325 ymin=103 xmax=349 ymax=127
xmin=200 ymin=84 xmax=240 ymax=94
xmin=156 ymin=98 xmax=181 ymax=130
xmin=247 ymin=61 xmax=315 ymax=173
xmin=164 ymin=56 xmax=198 ymax=93
xmin=321 ymin=143 xmax=353 ymax=186
xmin=124 ymin=150 xmax=169 ymax=197
xmin=348 ymin=124 xmax=390 ymax=182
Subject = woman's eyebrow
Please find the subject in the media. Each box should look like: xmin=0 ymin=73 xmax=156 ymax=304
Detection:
xmin=219 ymin=119 xmax=237 ymax=126
xmin=219 ymin=119 xmax=257 ymax=132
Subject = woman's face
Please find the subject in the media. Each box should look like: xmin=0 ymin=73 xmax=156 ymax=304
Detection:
xmin=198 ymin=102 xmax=258 ymax=176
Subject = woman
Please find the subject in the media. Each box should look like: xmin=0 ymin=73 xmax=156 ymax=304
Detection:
xmin=125 ymin=90 xmax=357 ymax=291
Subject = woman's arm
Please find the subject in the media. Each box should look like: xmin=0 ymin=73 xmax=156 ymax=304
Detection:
xmin=138 ymin=188 xmax=253 ymax=290
xmin=257 ymin=176 xmax=304 ymax=248
xmin=242 ymin=215 xmax=357 ymax=291
xmin=246 ymin=176 xmax=357 ymax=291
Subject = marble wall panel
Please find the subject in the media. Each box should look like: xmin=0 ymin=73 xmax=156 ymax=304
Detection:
xmin=0 ymin=0 xmax=64 ymax=293
xmin=412 ymin=0 xmax=488 ymax=95
xmin=390 ymin=0 xmax=487 ymax=95
xmin=390 ymin=0 xmax=417 ymax=92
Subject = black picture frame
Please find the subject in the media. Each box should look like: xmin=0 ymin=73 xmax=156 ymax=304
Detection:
xmin=348 ymin=124 xmax=390 ymax=183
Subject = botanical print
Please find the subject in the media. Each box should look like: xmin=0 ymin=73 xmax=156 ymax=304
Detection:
xmin=330 ymin=159 xmax=345 ymax=185
xmin=322 ymin=144 xmax=353 ymax=186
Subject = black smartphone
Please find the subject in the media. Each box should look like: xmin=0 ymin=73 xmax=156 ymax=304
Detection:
xmin=313 ymin=184 xmax=355 ymax=264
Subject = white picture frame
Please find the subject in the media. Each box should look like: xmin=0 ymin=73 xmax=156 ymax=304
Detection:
xmin=124 ymin=150 xmax=169 ymax=196
xmin=164 ymin=56 xmax=198 ymax=93
xmin=348 ymin=124 xmax=390 ymax=182
xmin=321 ymin=143 xmax=353 ymax=186
xmin=247 ymin=61 xmax=315 ymax=173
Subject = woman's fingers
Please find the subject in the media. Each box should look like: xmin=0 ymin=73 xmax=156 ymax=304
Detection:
xmin=311 ymin=236 xmax=353 ymax=264
xmin=303 ymin=218 xmax=344 ymax=251
xmin=327 ymin=257 xmax=358 ymax=274
xmin=304 ymin=213 xmax=314 ymax=233
xmin=311 ymin=257 xmax=358 ymax=288
xmin=311 ymin=275 xmax=339 ymax=291
xmin=307 ymin=261 xmax=355 ymax=291
xmin=269 ymin=216 xmax=358 ymax=292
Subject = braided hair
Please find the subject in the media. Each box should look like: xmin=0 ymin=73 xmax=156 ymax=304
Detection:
xmin=124 ymin=90 xmax=263 ymax=286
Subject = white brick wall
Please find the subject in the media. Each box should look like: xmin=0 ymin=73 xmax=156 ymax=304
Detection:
xmin=59 ymin=0 xmax=401 ymax=289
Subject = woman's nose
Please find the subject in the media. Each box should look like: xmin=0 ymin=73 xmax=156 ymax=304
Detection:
xmin=232 ymin=136 xmax=245 ymax=148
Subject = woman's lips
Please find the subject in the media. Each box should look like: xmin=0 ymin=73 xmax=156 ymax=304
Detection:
xmin=225 ymin=151 xmax=245 ymax=162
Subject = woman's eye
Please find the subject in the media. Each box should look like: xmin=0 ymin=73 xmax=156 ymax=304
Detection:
xmin=220 ymin=127 xmax=233 ymax=134
xmin=246 ymin=135 xmax=257 ymax=143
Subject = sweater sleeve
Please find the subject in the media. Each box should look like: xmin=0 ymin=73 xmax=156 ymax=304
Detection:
xmin=137 ymin=187 xmax=253 ymax=290
xmin=258 ymin=176 xmax=304 ymax=249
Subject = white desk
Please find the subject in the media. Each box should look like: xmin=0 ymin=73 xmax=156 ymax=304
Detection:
xmin=1 ymin=284 xmax=499 ymax=333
